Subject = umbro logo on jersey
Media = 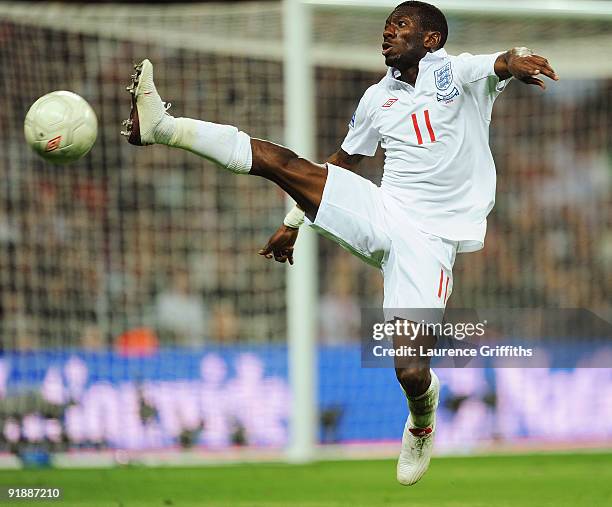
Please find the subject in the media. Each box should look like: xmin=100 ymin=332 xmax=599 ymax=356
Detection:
xmin=382 ymin=98 xmax=398 ymax=108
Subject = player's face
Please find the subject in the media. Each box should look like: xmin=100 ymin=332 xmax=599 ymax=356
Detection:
xmin=382 ymin=9 xmax=428 ymax=69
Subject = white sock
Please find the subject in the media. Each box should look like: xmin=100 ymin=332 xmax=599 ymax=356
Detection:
xmin=159 ymin=117 xmax=252 ymax=174
xmin=152 ymin=113 xmax=177 ymax=146
xmin=406 ymin=370 xmax=439 ymax=428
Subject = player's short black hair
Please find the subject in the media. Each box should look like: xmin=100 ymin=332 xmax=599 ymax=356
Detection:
xmin=394 ymin=1 xmax=448 ymax=49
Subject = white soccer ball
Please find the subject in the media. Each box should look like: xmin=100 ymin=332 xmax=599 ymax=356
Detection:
xmin=24 ymin=90 xmax=98 ymax=165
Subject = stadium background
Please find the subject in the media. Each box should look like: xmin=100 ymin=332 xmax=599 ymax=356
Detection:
xmin=0 ymin=0 xmax=610 ymax=468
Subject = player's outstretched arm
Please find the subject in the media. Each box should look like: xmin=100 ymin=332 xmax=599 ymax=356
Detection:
xmin=494 ymin=48 xmax=559 ymax=89
xmin=258 ymin=149 xmax=366 ymax=264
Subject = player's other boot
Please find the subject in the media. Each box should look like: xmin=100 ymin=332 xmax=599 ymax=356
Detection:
xmin=396 ymin=371 xmax=440 ymax=486
xmin=121 ymin=59 xmax=171 ymax=146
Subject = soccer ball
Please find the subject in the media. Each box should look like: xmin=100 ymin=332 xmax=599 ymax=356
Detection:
xmin=24 ymin=91 xmax=97 ymax=165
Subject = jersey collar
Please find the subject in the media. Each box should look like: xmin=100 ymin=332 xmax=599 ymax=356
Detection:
xmin=385 ymin=48 xmax=449 ymax=90
xmin=420 ymin=48 xmax=448 ymax=66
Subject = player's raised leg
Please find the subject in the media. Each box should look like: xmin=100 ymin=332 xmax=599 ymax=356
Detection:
xmin=394 ymin=327 xmax=440 ymax=486
xmin=120 ymin=59 xmax=326 ymax=218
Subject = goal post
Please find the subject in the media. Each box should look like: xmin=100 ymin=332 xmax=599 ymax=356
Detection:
xmin=303 ymin=0 xmax=612 ymax=17
xmin=284 ymin=0 xmax=318 ymax=463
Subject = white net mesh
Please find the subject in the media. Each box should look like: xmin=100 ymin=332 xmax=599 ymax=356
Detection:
xmin=309 ymin=7 xmax=612 ymax=75
xmin=0 ymin=2 xmax=288 ymax=349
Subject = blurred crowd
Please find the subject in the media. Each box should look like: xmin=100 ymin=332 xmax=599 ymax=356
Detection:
xmin=0 ymin=22 xmax=610 ymax=351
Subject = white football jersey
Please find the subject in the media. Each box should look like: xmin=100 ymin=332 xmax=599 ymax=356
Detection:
xmin=341 ymin=48 xmax=509 ymax=253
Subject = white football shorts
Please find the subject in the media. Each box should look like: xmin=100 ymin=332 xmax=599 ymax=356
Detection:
xmin=307 ymin=163 xmax=458 ymax=323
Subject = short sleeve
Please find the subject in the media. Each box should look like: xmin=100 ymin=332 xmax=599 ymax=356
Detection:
xmin=454 ymin=52 xmax=502 ymax=83
xmin=341 ymin=87 xmax=381 ymax=157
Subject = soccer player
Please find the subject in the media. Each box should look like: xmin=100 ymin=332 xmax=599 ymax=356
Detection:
xmin=121 ymin=1 xmax=558 ymax=485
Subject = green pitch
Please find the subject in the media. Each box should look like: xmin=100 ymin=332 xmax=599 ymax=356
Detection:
xmin=0 ymin=453 xmax=610 ymax=507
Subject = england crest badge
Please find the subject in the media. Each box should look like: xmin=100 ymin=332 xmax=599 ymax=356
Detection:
xmin=434 ymin=62 xmax=453 ymax=91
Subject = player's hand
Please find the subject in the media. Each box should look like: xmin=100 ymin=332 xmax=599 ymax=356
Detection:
xmin=506 ymin=48 xmax=559 ymax=89
xmin=258 ymin=224 xmax=299 ymax=265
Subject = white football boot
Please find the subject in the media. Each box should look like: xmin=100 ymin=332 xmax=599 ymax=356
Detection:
xmin=121 ymin=59 xmax=172 ymax=146
xmin=396 ymin=371 xmax=440 ymax=486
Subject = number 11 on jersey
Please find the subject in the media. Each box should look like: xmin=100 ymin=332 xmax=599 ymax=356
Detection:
xmin=411 ymin=109 xmax=436 ymax=145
